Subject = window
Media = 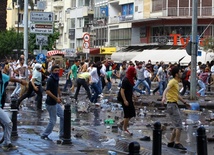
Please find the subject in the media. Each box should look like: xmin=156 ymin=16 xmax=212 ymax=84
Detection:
xmin=110 ymin=28 xmax=131 ymax=46
xmin=71 ymin=0 xmax=76 ymax=8
xmin=55 ymin=15 xmax=58 ymax=21
xmin=77 ymin=18 xmax=83 ymax=28
xmin=152 ymin=0 xmax=163 ymax=12
xmin=70 ymin=43 xmax=75 ymax=49
xmin=121 ymin=3 xmax=133 ymax=16
xmin=70 ymin=18 xmax=75 ymax=28
xmin=78 ymin=0 xmax=84 ymax=7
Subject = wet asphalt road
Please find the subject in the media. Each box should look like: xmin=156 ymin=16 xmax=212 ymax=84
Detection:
xmin=1 ymin=77 xmax=214 ymax=155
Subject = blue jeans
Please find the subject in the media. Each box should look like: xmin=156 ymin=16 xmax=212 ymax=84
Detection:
xmin=134 ymin=79 xmax=150 ymax=94
xmin=42 ymin=104 xmax=64 ymax=137
xmin=90 ymin=83 xmax=100 ymax=103
xmin=107 ymin=81 xmax=112 ymax=91
xmin=159 ymin=81 xmax=167 ymax=96
xmin=98 ymin=77 xmax=103 ymax=94
xmin=11 ymin=82 xmax=20 ymax=97
xmin=63 ymin=79 xmax=72 ymax=91
xmin=197 ymin=80 xmax=206 ymax=96
xmin=0 ymin=108 xmax=12 ymax=145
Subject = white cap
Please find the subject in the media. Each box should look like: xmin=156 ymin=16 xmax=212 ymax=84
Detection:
xmin=35 ymin=63 xmax=42 ymax=69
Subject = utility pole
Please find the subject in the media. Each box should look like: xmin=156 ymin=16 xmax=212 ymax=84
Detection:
xmin=17 ymin=3 xmax=20 ymax=55
xmin=190 ymin=0 xmax=198 ymax=100
xmin=23 ymin=0 xmax=28 ymax=65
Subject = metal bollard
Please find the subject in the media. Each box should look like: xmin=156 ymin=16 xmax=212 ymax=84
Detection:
xmin=10 ymin=98 xmax=18 ymax=137
xmin=152 ymin=122 xmax=162 ymax=155
xmin=197 ymin=126 xmax=207 ymax=155
xmin=62 ymin=104 xmax=72 ymax=145
xmin=128 ymin=141 xmax=140 ymax=155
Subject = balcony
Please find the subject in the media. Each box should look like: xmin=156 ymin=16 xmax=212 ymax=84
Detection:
xmin=53 ymin=0 xmax=63 ymax=8
xmin=109 ymin=16 xmax=119 ymax=24
xmin=162 ymin=7 xmax=212 ymax=17
xmin=108 ymin=0 xmax=120 ymax=4
xmin=119 ymin=15 xmax=133 ymax=22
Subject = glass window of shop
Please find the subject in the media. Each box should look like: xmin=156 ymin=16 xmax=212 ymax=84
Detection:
xmin=110 ymin=28 xmax=131 ymax=47
xmin=152 ymin=26 xmax=208 ymax=37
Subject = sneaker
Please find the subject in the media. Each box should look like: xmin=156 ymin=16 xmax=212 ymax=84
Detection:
xmin=2 ymin=143 xmax=18 ymax=151
xmin=167 ymin=142 xmax=175 ymax=148
xmin=41 ymin=135 xmax=52 ymax=141
xmin=141 ymin=91 xmax=146 ymax=94
xmin=196 ymin=93 xmax=200 ymax=97
xmin=122 ymin=130 xmax=133 ymax=136
xmin=95 ymin=103 xmax=100 ymax=106
xmin=139 ymin=136 xmax=151 ymax=141
xmin=173 ymin=143 xmax=187 ymax=150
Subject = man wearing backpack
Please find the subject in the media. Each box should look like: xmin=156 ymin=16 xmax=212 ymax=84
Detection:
xmin=180 ymin=63 xmax=191 ymax=96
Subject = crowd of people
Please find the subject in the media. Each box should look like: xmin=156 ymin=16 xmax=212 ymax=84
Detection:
xmin=0 ymin=53 xmax=214 ymax=151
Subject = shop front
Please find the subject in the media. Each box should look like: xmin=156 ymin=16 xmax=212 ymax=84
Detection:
xmin=132 ymin=17 xmax=214 ymax=47
xmin=99 ymin=47 xmax=117 ymax=60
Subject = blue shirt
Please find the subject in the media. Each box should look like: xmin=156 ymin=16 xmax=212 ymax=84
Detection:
xmin=0 ymin=73 xmax=10 ymax=107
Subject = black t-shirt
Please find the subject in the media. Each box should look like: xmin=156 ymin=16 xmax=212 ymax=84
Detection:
xmin=46 ymin=76 xmax=59 ymax=105
xmin=121 ymin=77 xmax=133 ymax=104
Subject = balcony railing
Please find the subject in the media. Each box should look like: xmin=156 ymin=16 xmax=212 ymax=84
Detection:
xmin=53 ymin=0 xmax=63 ymax=8
xmin=119 ymin=15 xmax=133 ymax=22
xmin=109 ymin=16 xmax=119 ymax=24
xmin=162 ymin=7 xmax=213 ymax=17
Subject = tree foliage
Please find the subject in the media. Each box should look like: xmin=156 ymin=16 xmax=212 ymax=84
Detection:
xmin=28 ymin=28 xmax=60 ymax=54
xmin=0 ymin=28 xmax=23 ymax=58
xmin=203 ymin=37 xmax=214 ymax=52
xmin=0 ymin=28 xmax=60 ymax=58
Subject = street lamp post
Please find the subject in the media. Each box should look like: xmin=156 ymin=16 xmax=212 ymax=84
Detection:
xmin=17 ymin=5 xmax=20 ymax=54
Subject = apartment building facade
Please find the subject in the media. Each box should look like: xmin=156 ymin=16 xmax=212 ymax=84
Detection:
xmin=6 ymin=0 xmax=214 ymax=60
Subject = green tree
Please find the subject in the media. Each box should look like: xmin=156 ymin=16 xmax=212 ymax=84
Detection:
xmin=28 ymin=28 xmax=60 ymax=54
xmin=0 ymin=28 xmax=23 ymax=58
xmin=203 ymin=37 xmax=214 ymax=52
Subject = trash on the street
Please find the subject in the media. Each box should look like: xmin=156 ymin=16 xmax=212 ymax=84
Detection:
xmin=111 ymin=126 xmax=118 ymax=133
xmin=105 ymin=119 xmax=115 ymax=124
xmin=101 ymin=138 xmax=116 ymax=146
xmin=108 ymin=150 xmax=117 ymax=155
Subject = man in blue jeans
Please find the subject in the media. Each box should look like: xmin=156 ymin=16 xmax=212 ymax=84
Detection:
xmin=41 ymin=65 xmax=64 ymax=140
xmin=133 ymin=62 xmax=150 ymax=95
xmin=0 ymin=70 xmax=27 ymax=151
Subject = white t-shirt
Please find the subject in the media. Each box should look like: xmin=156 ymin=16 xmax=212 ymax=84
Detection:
xmin=31 ymin=69 xmax=42 ymax=85
xmin=15 ymin=64 xmax=28 ymax=79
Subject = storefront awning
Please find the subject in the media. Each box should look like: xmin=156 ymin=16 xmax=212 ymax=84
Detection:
xmin=47 ymin=50 xmax=65 ymax=57
xmin=90 ymin=48 xmax=100 ymax=55
xmin=111 ymin=51 xmax=141 ymax=62
xmin=100 ymin=47 xmax=116 ymax=55
xmin=130 ymin=49 xmax=214 ymax=66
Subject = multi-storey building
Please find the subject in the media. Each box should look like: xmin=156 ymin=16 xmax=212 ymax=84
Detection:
xmin=6 ymin=0 xmax=39 ymax=33
xmin=110 ymin=0 xmax=214 ymax=63
xmin=6 ymin=0 xmax=214 ymax=62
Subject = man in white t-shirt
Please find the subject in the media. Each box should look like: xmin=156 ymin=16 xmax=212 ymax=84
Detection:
xmin=17 ymin=63 xmax=43 ymax=110
xmin=11 ymin=57 xmax=28 ymax=98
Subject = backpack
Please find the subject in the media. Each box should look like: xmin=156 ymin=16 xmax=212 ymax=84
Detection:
xmin=117 ymin=88 xmax=123 ymax=103
xmin=181 ymin=70 xmax=188 ymax=80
